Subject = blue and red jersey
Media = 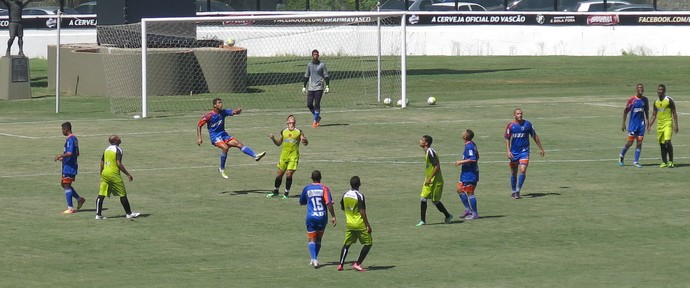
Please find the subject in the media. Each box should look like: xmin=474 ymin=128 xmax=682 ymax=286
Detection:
xmin=624 ymin=96 xmax=649 ymax=134
xmin=198 ymin=109 xmax=235 ymax=143
xmin=459 ymin=140 xmax=479 ymax=183
xmin=62 ymin=134 xmax=79 ymax=175
xmin=505 ymin=120 xmax=537 ymax=155
xmin=299 ymin=183 xmax=333 ymax=225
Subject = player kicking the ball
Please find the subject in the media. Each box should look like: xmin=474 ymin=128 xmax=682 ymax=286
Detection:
xmin=197 ymin=98 xmax=266 ymax=179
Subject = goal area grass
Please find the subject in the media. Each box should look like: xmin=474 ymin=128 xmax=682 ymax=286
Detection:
xmin=1 ymin=56 xmax=689 ymax=287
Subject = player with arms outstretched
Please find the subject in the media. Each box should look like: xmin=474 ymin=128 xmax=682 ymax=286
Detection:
xmin=197 ymin=98 xmax=266 ymax=179
xmin=505 ymin=108 xmax=545 ymax=199
xmin=618 ymin=83 xmax=649 ymax=168
xmin=299 ymin=170 xmax=336 ymax=269
xmin=269 ymin=115 xmax=308 ymax=199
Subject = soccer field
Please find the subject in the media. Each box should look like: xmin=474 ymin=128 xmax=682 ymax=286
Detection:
xmin=1 ymin=56 xmax=689 ymax=287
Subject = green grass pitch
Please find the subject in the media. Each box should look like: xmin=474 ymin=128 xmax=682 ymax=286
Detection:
xmin=1 ymin=56 xmax=689 ymax=287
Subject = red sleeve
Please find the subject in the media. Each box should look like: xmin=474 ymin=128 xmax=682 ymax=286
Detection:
xmin=504 ymin=123 xmax=513 ymax=140
xmin=623 ymin=97 xmax=634 ymax=113
xmin=198 ymin=113 xmax=211 ymax=127
xmin=322 ymin=185 xmax=332 ymax=205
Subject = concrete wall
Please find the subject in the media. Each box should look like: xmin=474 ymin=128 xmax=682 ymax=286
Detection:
xmin=3 ymin=23 xmax=690 ymax=58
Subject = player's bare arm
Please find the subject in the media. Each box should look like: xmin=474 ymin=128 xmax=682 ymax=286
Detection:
xmin=621 ymin=110 xmax=629 ymax=131
xmin=534 ymin=135 xmax=545 ymax=157
xmin=648 ymin=108 xmax=657 ymax=130
xmin=116 ymin=152 xmax=133 ymax=181
xmin=670 ymin=99 xmax=679 ymax=133
xmin=55 ymin=151 xmax=72 ymax=162
xmin=361 ymin=207 xmax=372 ymax=233
xmin=196 ymin=125 xmax=203 ymax=146
xmin=328 ymin=203 xmax=336 ymax=227
xmin=270 ymin=133 xmax=282 ymax=146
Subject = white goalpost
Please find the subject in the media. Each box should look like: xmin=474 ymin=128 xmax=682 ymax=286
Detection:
xmin=96 ymin=11 xmax=408 ymax=117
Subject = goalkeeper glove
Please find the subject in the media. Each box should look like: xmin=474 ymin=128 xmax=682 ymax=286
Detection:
xmin=325 ymin=85 xmax=330 ymax=93
xmin=302 ymin=87 xmax=306 ymax=94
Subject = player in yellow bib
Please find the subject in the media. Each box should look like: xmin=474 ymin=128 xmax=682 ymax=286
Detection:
xmin=268 ymin=115 xmax=308 ymax=199
xmin=337 ymin=176 xmax=372 ymax=272
xmin=648 ymin=84 xmax=679 ymax=168
xmin=417 ymin=135 xmax=453 ymax=227
xmin=95 ymin=135 xmax=140 ymax=220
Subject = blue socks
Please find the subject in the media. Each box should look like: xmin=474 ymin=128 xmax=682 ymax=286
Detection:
xmin=64 ymin=188 xmax=80 ymax=208
xmin=620 ymin=146 xmax=629 ymax=158
xmin=517 ymin=173 xmax=526 ymax=191
xmin=459 ymin=193 xmax=470 ymax=210
xmin=308 ymin=242 xmax=317 ymax=260
xmin=220 ymin=152 xmax=227 ymax=170
xmin=222 ymin=147 xmax=259 ymax=165
xmin=634 ymin=148 xmax=641 ymax=163
xmin=241 ymin=146 xmax=256 ymax=158
xmin=469 ymin=194 xmax=477 ymax=213
xmin=314 ymin=111 xmax=320 ymax=122
xmin=510 ymin=175 xmax=517 ymax=192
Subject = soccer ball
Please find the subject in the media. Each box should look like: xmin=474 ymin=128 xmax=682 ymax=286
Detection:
xmin=226 ymin=38 xmax=235 ymax=46
xmin=396 ymin=99 xmax=408 ymax=106
xmin=427 ymin=97 xmax=437 ymax=105
xmin=383 ymin=98 xmax=392 ymax=105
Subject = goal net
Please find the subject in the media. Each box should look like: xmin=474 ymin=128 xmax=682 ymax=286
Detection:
xmin=96 ymin=12 xmax=408 ymax=117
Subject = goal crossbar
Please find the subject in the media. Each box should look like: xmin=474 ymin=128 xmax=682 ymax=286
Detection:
xmin=136 ymin=11 xmax=408 ymax=118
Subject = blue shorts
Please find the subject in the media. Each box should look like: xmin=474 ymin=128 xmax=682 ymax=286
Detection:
xmin=510 ymin=151 xmax=530 ymax=163
xmin=627 ymin=123 xmax=646 ymax=137
xmin=211 ymin=132 xmax=235 ymax=147
xmin=306 ymin=218 xmax=327 ymax=232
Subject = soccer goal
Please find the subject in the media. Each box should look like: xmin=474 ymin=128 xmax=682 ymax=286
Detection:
xmin=96 ymin=11 xmax=408 ymax=117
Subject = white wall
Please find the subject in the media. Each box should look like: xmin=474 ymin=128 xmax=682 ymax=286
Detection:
xmin=1 ymin=24 xmax=688 ymax=59
xmin=406 ymin=25 xmax=689 ymax=56
xmin=0 ymin=29 xmax=96 ymax=59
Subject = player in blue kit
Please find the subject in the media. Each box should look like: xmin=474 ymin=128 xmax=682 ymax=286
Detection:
xmin=505 ymin=108 xmax=545 ymax=199
xmin=299 ymin=170 xmax=337 ymax=269
xmin=618 ymin=83 xmax=649 ymax=168
xmin=197 ymin=98 xmax=266 ymax=179
xmin=454 ymin=129 xmax=479 ymax=219
xmin=55 ymin=122 xmax=85 ymax=214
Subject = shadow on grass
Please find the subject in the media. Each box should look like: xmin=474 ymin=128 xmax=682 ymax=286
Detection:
xmin=31 ymin=76 xmax=47 ymax=87
xmin=77 ymin=208 xmax=104 ymax=213
xmin=221 ymin=189 xmax=272 ymax=196
xmin=523 ymin=193 xmax=561 ymax=198
xmin=475 ymin=215 xmax=506 ymax=219
xmin=246 ymin=68 xmax=526 ymax=86
xmin=318 ymin=123 xmax=349 ymax=127
xmin=317 ymin=261 xmax=394 ymax=271
xmin=407 ymin=67 xmax=527 ymax=76
xmin=107 ymin=213 xmax=151 ymax=219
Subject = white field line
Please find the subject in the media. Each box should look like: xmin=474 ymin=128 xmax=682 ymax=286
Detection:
xmin=3 ymin=155 xmax=689 ymax=179
xmin=2 ymin=97 xmax=686 ymax=139
xmin=0 ymin=132 xmax=38 ymax=139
